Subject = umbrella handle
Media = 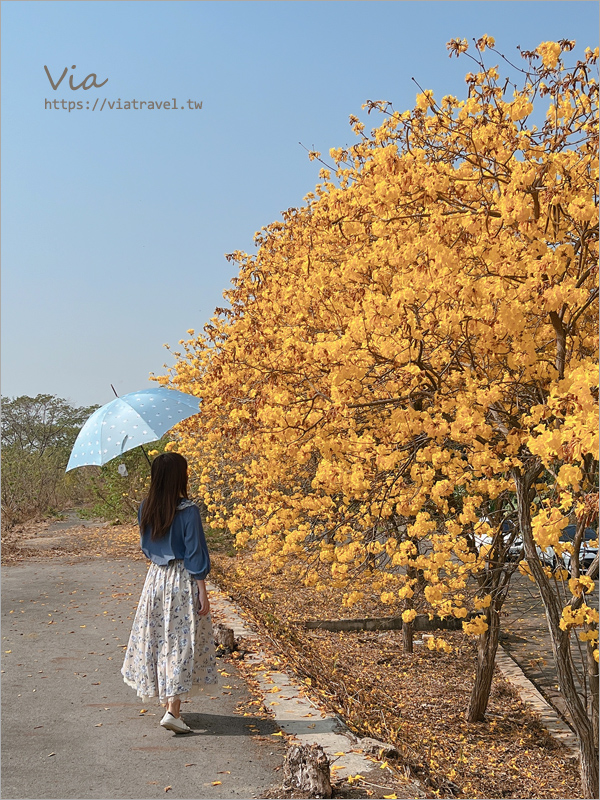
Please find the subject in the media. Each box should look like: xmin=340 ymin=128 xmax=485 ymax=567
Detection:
xmin=140 ymin=445 xmax=152 ymax=468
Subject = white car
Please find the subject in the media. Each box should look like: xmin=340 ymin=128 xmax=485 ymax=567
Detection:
xmin=506 ymin=537 xmax=556 ymax=567
xmin=560 ymin=525 xmax=598 ymax=573
xmin=475 ymin=519 xmax=555 ymax=567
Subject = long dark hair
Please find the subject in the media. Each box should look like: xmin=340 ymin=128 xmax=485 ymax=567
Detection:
xmin=140 ymin=452 xmax=189 ymax=540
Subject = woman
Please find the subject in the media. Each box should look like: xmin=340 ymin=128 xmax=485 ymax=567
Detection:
xmin=121 ymin=452 xmax=217 ymax=733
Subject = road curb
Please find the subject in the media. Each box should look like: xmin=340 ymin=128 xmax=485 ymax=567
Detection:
xmin=208 ymin=579 xmax=580 ymax=767
xmin=207 ymin=582 xmax=426 ymax=796
xmin=495 ymin=646 xmax=579 ymax=755
xmin=207 ymin=583 xmax=388 ymax=772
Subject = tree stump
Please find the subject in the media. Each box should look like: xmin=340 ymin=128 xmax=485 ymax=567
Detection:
xmin=358 ymin=737 xmax=400 ymax=758
xmin=283 ymin=743 xmax=332 ymax=798
xmin=213 ymin=623 xmax=236 ymax=652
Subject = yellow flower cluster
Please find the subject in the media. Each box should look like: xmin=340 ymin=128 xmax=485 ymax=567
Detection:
xmin=463 ymin=616 xmax=489 ymax=637
xmin=560 ymin=604 xmax=599 ymax=631
xmin=536 ymin=41 xmax=562 ymax=68
xmin=425 ymin=636 xmax=453 ymax=653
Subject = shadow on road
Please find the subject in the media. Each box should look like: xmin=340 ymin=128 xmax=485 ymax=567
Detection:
xmin=182 ymin=711 xmax=279 ymax=736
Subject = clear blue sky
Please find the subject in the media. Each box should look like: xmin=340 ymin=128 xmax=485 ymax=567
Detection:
xmin=2 ymin=1 xmax=598 ymax=408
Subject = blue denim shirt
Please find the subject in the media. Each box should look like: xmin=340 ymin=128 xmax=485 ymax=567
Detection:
xmin=139 ymin=499 xmax=210 ymax=580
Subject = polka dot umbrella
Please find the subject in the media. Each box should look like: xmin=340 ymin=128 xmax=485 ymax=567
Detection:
xmin=65 ymin=387 xmax=201 ymax=471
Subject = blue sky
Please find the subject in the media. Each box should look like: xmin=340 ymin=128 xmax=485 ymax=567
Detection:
xmin=2 ymin=0 xmax=598 ymax=408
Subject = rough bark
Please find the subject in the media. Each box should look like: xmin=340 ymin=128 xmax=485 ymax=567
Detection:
xmin=549 ymin=310 xmax=567 ymax=379
xmin=214 ymin=623 xmax=236 ymax=651
xmin=513 ymin=467 xmax=598 ymax=798
xmin=588 ymin=640 xmax=599 ymax=751
xmin=283 ymin=744 xmax=332 ymax=798
xmin=403 ymin=619 xmax=414 ymax=654
xmin=579 ymin=730 xmax=599 ymax=800
xmin=466 ymin=605 xmax=501 ymax=722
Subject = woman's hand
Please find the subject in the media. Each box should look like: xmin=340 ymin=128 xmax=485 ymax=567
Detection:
xmin=196 ymin=580 xmax=210 ymax=616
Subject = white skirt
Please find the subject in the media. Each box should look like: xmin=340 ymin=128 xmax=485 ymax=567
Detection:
xmin=121 ymin=560 xmax=218 ymax=703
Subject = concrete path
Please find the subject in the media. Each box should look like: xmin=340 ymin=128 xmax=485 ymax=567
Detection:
xmin=1 ymin=559 xmax=286 ymax=800
xmin=494 ymin=649 xmax=578 ymax=753
xmin=2 ymin=555 xmax=421 ymax=800
xmin=502 ymin=572 xmax=598 ymax=729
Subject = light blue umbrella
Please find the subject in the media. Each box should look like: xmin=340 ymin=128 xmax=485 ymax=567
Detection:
xmin=66 ymin=387 xmax=201 ymax=472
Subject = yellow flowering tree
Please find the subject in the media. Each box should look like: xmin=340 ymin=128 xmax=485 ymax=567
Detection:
xmin=163 ymin=38 xmax=598 ymax=795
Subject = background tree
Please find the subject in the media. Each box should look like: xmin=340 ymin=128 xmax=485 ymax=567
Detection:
xmin=1 ymin=394 xmax=96 ymax=454
xmin=1 ymin=394 xmax=98 ymax=525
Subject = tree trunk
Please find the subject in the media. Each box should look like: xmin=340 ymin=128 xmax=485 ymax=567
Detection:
xmin=466 ymin=605 xmax=500 ymax=722
xmin=403 ymin=619 xmax=414 ymax=654
xmin=513 ymin=468 xmax=599 ymax=798
xmin=579 ymin=726 xmax=599 ymax=800
xmin=549 ymin=310 xmax=566 ymax=379
xmin=588 ymin=640 xmax=599 ymax=751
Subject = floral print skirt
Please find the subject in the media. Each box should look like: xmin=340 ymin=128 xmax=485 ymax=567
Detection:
xmin=121 ymin=560 xmax=218 ymax=703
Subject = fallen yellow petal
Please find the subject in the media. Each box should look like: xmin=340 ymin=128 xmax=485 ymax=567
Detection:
xmin=347 ymin=774 xmax=364 ymax=785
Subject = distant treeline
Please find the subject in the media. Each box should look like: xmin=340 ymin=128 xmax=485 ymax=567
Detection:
xmin=1 ymin=394 xmax=161 ymax=526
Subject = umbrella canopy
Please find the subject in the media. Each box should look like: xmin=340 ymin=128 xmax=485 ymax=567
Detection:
xmin=66 ymin=387 xmax=200 ymax=471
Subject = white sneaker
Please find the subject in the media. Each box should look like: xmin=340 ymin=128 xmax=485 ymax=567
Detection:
xmin=160 ymin=711 xmax=192 ymax=734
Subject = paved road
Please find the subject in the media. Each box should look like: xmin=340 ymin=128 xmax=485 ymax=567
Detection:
xmin=502 ymin=572 xmax=598 ymax=728
xmin=1 ymin=559 xmax=286 ymax=800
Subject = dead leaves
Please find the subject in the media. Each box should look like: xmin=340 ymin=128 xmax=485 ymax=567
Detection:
xmin=1 ymin=520 xmax=143 ymax=566
xmin=212 ymin=553 xmax=583 ymax=800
